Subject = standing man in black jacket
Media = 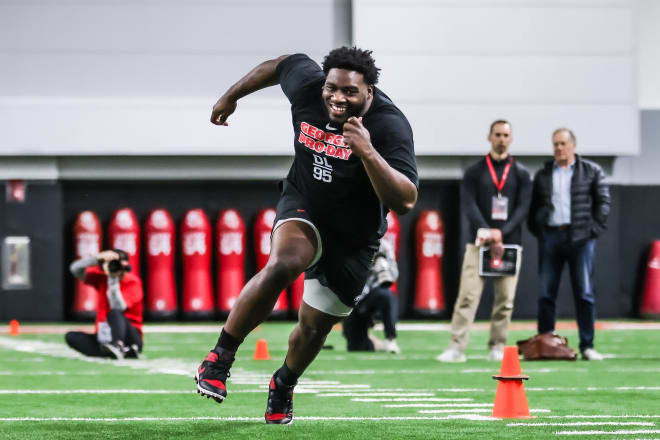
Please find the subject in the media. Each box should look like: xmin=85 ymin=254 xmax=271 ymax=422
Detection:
xmin=528 ymin=128 xmax=610 ymax=360
xmin=437 ymin=120 xmax=532 ymax=363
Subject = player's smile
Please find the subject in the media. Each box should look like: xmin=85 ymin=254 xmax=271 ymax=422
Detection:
xmin=329 ymin=102 xmax=348 ymax=116
xmin=322 ymin=68 xmax=373 ymax=124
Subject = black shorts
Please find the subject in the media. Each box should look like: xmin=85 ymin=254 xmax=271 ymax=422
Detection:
xmin=274 ymin=181 xmax=379 ymax=314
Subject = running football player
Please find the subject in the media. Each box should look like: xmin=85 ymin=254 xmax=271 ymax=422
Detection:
xmin=195 ymin=47 xmax=418 ymax=424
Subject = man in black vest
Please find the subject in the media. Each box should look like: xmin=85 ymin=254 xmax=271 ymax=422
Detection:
xmin=437 ymin=120 xmax=531 ymax=363
xmin=528 ymin=128 xmax=610 ymax=360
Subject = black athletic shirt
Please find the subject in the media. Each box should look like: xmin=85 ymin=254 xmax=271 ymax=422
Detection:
xmin=276 ymin=54 xmax=418 ymax=244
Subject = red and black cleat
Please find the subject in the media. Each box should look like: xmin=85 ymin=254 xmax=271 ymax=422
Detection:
xmin=264 ymin=374 xmax=295 ymax=425
xmin=194 ymin=350 xmax=234 ymax=404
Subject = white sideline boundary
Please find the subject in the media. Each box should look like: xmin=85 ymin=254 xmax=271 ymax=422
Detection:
xmin=432 ymin=387 xmax=660 ymax=393
xmin=0 ymin=388 xmax=386 ymax=395
xmin=0 ymin=415 xmax=498 ymax=422
xmin=319 ymin=393 xmax=435 ymax=397
xmin=554 ymin=430 xmax=660 ymax=436
xmin=385 ymin=403 xmax=493 ymax=408
xmin=508 ymin=422 xmax=656 ymax=427
xmin=352 ymin=398 xmax=473 ymax=402
xmin=546 ymin=415 xmax=660 ymax=419
xmin=419 ymin=409 xmax=552 ymax=414
xmin=0 ymin=390 xmax=194 ymax=394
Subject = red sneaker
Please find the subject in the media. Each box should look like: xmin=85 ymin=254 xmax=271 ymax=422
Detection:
xmin=194 ymin=350 xmax=234 ymax=404
xmin=264 ymin=374 xmax=295 ymax=424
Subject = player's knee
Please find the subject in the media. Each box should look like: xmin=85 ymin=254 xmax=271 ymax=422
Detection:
xmin=298 ymin=309 xmax=336 ymax=340
xmin=295 ymin=321 xmax=328 ymax=343
xmin=264 ymin=255 xmax=305 ymax=285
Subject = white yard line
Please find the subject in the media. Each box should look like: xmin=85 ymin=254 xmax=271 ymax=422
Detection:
xmin=352 ymin=398 xmax=473 ymax=402
xmin=508 ymin=422 xmax=656 ymax=427
xmin=0 ymin=388 xmax=338 ymax=395
xmin=420 ymin=409 xmax=551 ymax=414
xmin=0 ymin=415 xmax=500 ymax=422
xmin=436 ymin=388 xmax=487 ymax=392
xmin=373 ymin=322 xmax=660 ymax=331
xmin=246 ymin=383 xmax=369 ymax=388
xmin=320 ymin=388 xmax=433 ymax=393
xmin=546 ymin=415 xmax=660 ymax=419
xmin=524 ymin=387 xmax=660 ymax=392
xmin=554 ymin=430 xmax=660 ymax=436
xmin=0 ymin=387 xmax=354 ymax=396
xmin=600 ymin=355 xmax=660 ymax=360
xmin=319 ymin=393 xmax=435 ymax=397
xmin=460 ymin=368 xmax=588 ymax=374
xmin=385 ymin=403 xmax=493 ymax=408
xmin=551 ymin=387 xmax=660 ymax=391
xmin=604 ymin=368 xmax=660 ymax=373
xmin=309 ymin=369 xmax=476 ymax=375
xmin=0 ymin=390 xmax=193 ymax=394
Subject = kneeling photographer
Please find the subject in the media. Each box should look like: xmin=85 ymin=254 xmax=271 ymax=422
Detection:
xmin=342 ymin=239 xmax=401 ymax=354
xmin=65 ymin=249 xmax=144 ymax=360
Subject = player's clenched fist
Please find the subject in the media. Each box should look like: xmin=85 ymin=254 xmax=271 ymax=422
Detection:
xmin=210 ymin=96 xmax=237 ymax=125
xmin=342 ymin=117 xmax=372 ymax=158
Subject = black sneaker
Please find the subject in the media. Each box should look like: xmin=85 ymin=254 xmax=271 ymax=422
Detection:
xmin=125 ymin=344 xmax=140 ymax=359
xmin=265 ymin=374 xmax=295 ymax=425
xmin=101 ymin=341 xmax=125 ymax=360
xmin=195 ymin=350 xmax=234 ymax=404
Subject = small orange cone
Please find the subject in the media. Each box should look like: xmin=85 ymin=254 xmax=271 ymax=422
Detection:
xmin=491 ymin=346 xmax=531 ymax=418
xmin=9 ymin=320 xmax=20 ymax=336
xmin=253 ymin=338 xmax=271 ymax=360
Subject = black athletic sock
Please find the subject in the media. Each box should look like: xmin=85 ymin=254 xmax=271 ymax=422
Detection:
xmin=275 ymin=363 xmax=300 ymax=387
xmin=214 ymin=328 xmax=243 ymax=354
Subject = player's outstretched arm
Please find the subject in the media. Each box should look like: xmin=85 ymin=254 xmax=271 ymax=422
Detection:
xmin=210 ymin=55 xmax=289 ymax=125
xmin=343 ymin=117 xmax=418 ymax=214
xmin=69 ymin=250 xmax=120 ymax=280
xmin=69 ymin=256 xmax=97 ymax=281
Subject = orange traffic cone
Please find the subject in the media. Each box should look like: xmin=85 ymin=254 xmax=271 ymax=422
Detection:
xmin=492 ymin=346 xmax=531 ymax=418
xmin=9 ymin=320 xmax=20 ymax=336
xmin=253 ymin=338 xmax=271 ymax=360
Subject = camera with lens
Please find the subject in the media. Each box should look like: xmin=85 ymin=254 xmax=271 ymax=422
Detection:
xmin=108 ymin=258 xmax=131 ymax=273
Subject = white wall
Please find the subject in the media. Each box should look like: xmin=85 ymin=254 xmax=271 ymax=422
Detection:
xmin=0 ymin=0 xmax=641 ymax=159
xmin=354 ymin=0 xmax=639 ymax=156
xmin=639 ymin=0 xmax=660 ymax=109
xmin=0 ymin=0 xmax=343 ymax=156
xmin=611 ymin=110 xmax=660 ymax=184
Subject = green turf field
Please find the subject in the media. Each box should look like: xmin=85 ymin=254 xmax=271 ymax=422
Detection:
xmin=1 ymin=321 xmax=659 ymax=439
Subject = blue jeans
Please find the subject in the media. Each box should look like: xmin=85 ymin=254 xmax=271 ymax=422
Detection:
xmin=537 ymin=229 xmax=596 ymax=351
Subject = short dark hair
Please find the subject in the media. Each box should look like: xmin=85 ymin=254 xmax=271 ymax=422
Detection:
xmin=489 ymin=119 xmax=511 ymax=134
xmin=552 ymin=127 xmax=576 ymax=144
xmin=322 ymin=46 xmax=380 ymax=85
xmin=112 ymin=249 xmax=130 ymax=262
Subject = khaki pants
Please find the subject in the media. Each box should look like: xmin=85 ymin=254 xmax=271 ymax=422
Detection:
xmin=448 ymin=244 xmax=522 ymax=351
